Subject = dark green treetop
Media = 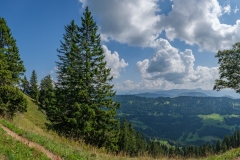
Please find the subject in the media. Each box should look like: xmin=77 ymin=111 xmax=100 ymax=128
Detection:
xmin=29 ymin=70 xmax=39 ymax=102
xmin=0 ymin=52 xmax=11 ymax=86
xmin=21 ymin=75 xmax=30 ymax=95
xmin=119 ymin=118 xmax=130 ymax=153
xmin=0 ymin=18 xmax=27 ymax=119
xmin=0 ymin=85 xmax=27 ymax=119
xmin=0 ymin=17 xmax=25 ymax=85
xmin=39 ymin=75 xmax=55 ymax=111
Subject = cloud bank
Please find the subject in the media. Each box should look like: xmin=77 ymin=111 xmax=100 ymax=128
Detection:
xmin=159 ymin=0 xmax=240 ymax=52
xmin=134 ymin=38 xmax=218 ymax=90
xmin=80 ymin=0 xmax=240 ymax=52
xmin=79 ymin=0 xmax=240 ymax=90
xmin=79 ymin=0 xmax=160 ymax=47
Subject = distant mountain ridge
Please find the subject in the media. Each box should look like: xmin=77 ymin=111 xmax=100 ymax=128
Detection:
xmin=119 ymin=88 xmax=240 ymax=99
xmin=134 ymin=92 xmax=172 ymax=98
xmin=177 ymin=92 xmax=208 ymax=97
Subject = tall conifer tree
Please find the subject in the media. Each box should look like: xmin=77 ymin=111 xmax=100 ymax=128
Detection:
xmin=0 ymin=52 xmax=11 ymax=86
xmin=119 ymin=118 xmax=130 ymax=153
xmin=47 ymin=7 xmax=120 ymax=150
xmin=0 ymin=17 xmax=25 ymax=85
xmin=0 ymin=18 xmax=27 ymax=119
xmin=29 ymin=70 xmax=39 ymax=102
xmin=21 ymin=75 xmax=30 ymax=95
xmin=39 ymin=75 xmax=55 ymax=111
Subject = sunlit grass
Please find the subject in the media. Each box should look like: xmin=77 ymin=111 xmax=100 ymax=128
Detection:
xmin=0 ymin=118 xmax=159 ymax=160
xmin=0 ymin=126 xmax=49 ymax=160
xmin=0 ymin=119 xmax=97 ymax=160
xmin=20 ymin=95 xmax=48 ymax=130
xmin=201 ymin=147 xmax=240 ymax=160
xmin=198 ymin=113 xmax=224 ymax=122
xmin=198 ymin=113 xmax=240 ymax=123
xmin=198 ymin=113 xmax=240 ymax=131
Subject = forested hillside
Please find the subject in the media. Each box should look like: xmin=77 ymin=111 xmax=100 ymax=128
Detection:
xmin=115 ymin=95 xmax=240 ymax=145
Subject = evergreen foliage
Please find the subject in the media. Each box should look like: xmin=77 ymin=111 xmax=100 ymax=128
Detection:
xmin=0 ymin=52 xmax=11 ymax=86
xmin=119 ymin=118 xmax=129 ymax=153
xmin=39 ymin=75 xmax=55 ymax=112
xmin=0 ymin=17 xmax=27 ymax=119
xmin=46 ymin=7 xmax=120 ymax=150
xmin=29 ymin=70 xmax=39 ymax=102
xmin=118 ymin=118 xmax=147 ymax=156
xmin=0 ymin=17 xmax=25 ymax=85
xmin=116 ymin=118 xmax=240 ymax=159
xmin=135 ymin=131 xmax=147 ymax=156
xmin=128 ymin=123 xmax=137 ymax=156
xmin=145 ymin=129 xmax=240 ymax=158
xmin=0 ymin=85 xmax=27 ymax=119
xmin=21 ymin=75 xmax=30 ymax=95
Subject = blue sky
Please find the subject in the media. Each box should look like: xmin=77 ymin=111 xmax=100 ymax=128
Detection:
xmin=1 ymin=0 xmax=240 ymax=95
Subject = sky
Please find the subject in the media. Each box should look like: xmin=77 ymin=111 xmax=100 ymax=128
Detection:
xmin=1 ymin=0 xmax=240 ymax=95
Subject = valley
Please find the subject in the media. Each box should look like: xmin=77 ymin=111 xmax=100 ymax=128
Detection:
xmin=115 ymin=95 xmax=240 ymax=146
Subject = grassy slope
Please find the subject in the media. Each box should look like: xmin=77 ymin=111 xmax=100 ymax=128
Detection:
xmin=1 ymin=95 xmax=152 ymax=160
xmin=1 ymin=95 xmax=240 ymax=160
xmin=10 ymin=95 xmax=105 ymax=160
xmin=0 ymin=127 xmax=49 ymax=160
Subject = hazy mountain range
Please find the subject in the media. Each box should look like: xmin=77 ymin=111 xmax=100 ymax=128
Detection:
xmin=117 ymin=88 xmax=240 ymax=99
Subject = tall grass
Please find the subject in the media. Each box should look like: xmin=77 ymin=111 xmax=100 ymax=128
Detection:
xmin=201 ymin=148 xmax=240 ymax=160
xmin=0 ymin=126 xmax=49 ymax=160
xmin=0 ymin=119 xmax=90 ymax=160
xmin=1 ymin=119 xmax=156 ymax=160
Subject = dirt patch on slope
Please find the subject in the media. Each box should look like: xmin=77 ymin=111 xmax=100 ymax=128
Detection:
xmin=0 ymin=124 xmax=62 ymax=160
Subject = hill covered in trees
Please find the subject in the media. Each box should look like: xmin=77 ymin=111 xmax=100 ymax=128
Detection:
xmin=115 ymin=95 xmax=240 ymax=146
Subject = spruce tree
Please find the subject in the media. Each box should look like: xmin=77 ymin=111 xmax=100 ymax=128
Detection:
xmin=47 ymin=7 xmax=120 ymax=150
xmin=136 ymin=131 xmax=147 ymax=156
xmin=128 ymin=122 xmax=137 ymax=156
xmin=0 ymin=52 xmax=11 ymax=86
xmin=79 ymin=7 xmax=120 ymax=149
xmin=215 ymin=140 xmax=221 ymax=153
xmin=0 ymin=85 xmax=27 ymax=119
xmin=0 ymin=17 xmax=25 ymax=85
xmin=0 ymin=18 xmax=27 ymax=119
xmin=39 ymin=75 xmax=55 ymax=111
xmin=21 ymin=75 xmax=30 ymax=95
xmin=119 ymin=118 xmax=130 ymax=153
xmin=29 ymin=70 xmax=39 ymax=102
xmin=0 ymin=52 xmax=12 ymax=117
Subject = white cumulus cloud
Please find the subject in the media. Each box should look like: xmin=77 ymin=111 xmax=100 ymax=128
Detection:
xmin=123 ymin=80 xmax=140 ymax=90
xmin=102 ymin=45 xmax=128 ymax=78
xmin=136 ymin=38 xmax=219 ymax=89
xmin=79 ymin=0 xmax=160 ymax=47
xmin=78 ymin=0 xmax=240 ymax=91
xmin=158 ymin=0 xmax=240 ymax=52
xmin=79 ymin=0 xmax=240 ymax=52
